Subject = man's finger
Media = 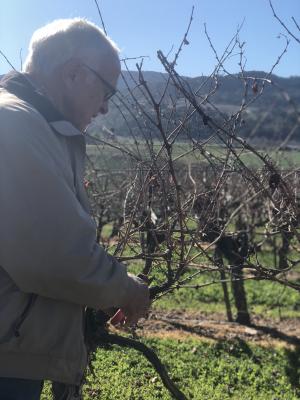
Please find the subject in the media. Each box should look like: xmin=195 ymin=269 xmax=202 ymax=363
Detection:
xmin=110 ymin=309 xmax=126 ymax=325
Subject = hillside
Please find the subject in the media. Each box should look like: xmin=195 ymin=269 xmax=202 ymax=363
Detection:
xmin=91 ymin=70 xmax=300 ymax=143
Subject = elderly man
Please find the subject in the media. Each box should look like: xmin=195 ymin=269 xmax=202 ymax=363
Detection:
xmin=0 ymin=18 xmax=149 ymax=399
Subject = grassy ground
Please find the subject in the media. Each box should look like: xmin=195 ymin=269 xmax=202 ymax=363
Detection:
xmin=101 ymin=223 xmax=300 ymax=320
xmin=39 ymin=239 xmax=300 ymax=399
xmin=86 ymin=143 xmax=300 ymax=169
xmin=152 ymin=277 xmax=300 ymax=319
xmin=41 ymin=337 xmax=300 ymax=399
xmin=39 ymin=256 xmax=300 ymax=400
xmin=125 ymin=256 xmax=300 ymax=320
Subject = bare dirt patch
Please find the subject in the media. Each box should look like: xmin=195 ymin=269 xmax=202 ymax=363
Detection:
xmin=137 ymin=309 xmax=300 ymax=348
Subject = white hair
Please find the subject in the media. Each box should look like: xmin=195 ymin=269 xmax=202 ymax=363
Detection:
xmin=23 ymin=18 xmax=120 ymax=74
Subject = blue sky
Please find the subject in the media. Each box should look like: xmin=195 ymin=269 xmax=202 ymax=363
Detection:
xmin=0 ymin=0 xmax=299 ymax=77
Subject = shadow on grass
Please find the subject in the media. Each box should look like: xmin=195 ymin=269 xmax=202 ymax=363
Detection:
xmin=284 ymin=346 xmax=300 ymax=392
xmin=252 ymin=324 xmax=300 ymax=346
xmin=163 ymin=319 xmax=300 ymax=347
xmin=214 ymin=337 xmax=256 ymax=359
xmin=160 ymin=319 xmax=218 ymax=341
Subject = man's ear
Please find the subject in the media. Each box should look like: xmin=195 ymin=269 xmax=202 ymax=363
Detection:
xmin=61 ymin=59 xmax=84 ymax=88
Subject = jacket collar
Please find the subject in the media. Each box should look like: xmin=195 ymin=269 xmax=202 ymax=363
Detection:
xmin=0 ymin=71 xmax=82 ymax=137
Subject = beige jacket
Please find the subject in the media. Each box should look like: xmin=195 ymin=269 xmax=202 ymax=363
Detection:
xmin=0 ymin=78 xmax=131 ymax=385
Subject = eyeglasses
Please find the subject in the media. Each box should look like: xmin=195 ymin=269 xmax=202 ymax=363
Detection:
xmin=82 ymin=64 xmax=117 ymax=101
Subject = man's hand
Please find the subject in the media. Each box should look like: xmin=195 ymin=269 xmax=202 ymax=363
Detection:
xmin=116 ymin=273 xmax=150 ymax=326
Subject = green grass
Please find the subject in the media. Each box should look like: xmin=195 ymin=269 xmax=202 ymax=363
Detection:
xmin=98 ymin=221 xmax=300 ymax=319
xmin=124 ymin=256 xmax=300 ymax=319
xmin=152 ymin=275 xmax=300 ymax=319
xmin=41 ymin=337 xmax=300 ymax=399
xmin=87 ymin=143 xmax=300 ymax=169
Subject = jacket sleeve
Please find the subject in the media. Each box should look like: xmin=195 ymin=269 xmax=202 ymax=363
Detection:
xmin=0 ymin=102 xmax=132 ymax=310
